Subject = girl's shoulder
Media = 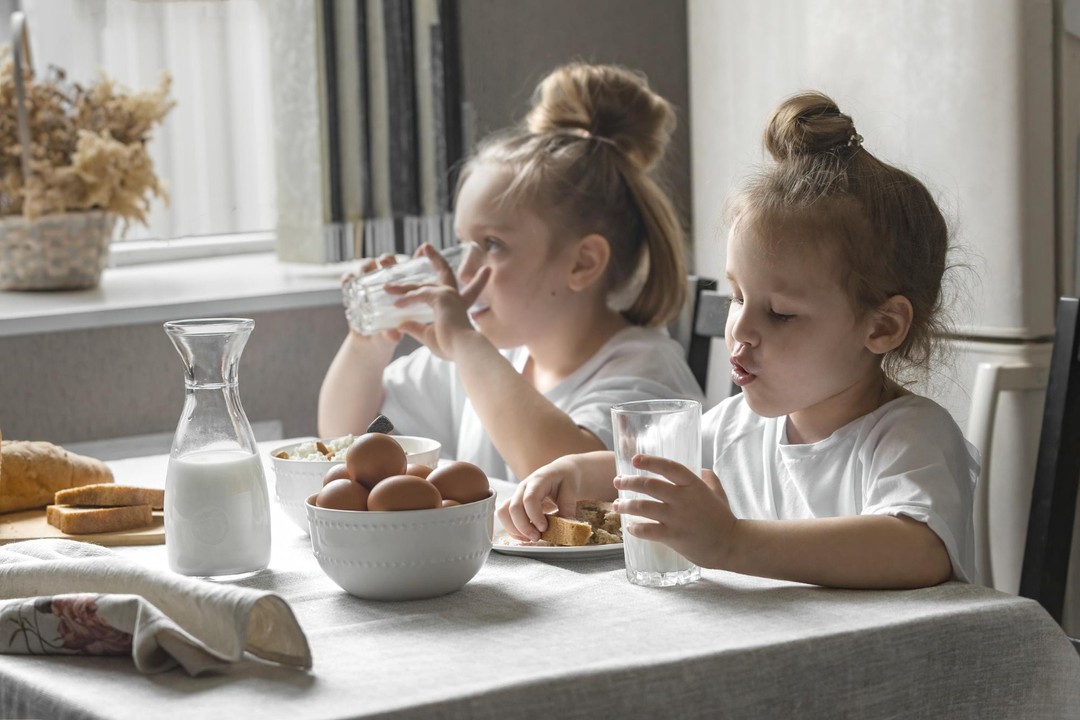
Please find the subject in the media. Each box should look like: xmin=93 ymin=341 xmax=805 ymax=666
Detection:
xmin=856 ymin=394 xmax=976 ymax=468
xmin=863 ymin=394 xmax=963 ymax=440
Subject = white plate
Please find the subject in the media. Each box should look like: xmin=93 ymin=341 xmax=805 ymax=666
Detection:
xmin=491 ymin=531 xmax=624 ymax=560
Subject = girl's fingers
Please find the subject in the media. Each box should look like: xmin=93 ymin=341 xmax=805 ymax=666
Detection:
xmin=612 ymin=496 xmax=668 ymax=523
xmin=459 ymin=266 xmax=491 ymax=306
xmin=521 ymin=483 xmax=555 ymax=533
xmin=377 ymin=252 xmax=397 ymax=268
xmin=630 ymin=454 xmax=700 ymax=486
xmin=623 ymin=520 xmax=667 ymax=542
xmin=421 ymin=244 xmax=458 ymax=287
xmin=612 ymin=474 xmax=679 ymax=503
xmin=506 ymin=496 xmax=542 ymax=541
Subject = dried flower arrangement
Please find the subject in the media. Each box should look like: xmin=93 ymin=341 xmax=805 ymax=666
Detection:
xmin=0 ymin=33 xmax=175 ymax=291
xmin=0 ymin=47 xmax=175 ymax=224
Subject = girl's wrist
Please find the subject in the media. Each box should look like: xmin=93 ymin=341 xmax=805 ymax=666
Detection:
xmin=345 ymin=330 xmax=396 ymax=361
xmin=445 ymin=326 xmax=491 ymax=360
xmin=714 ymin=517 xmax=748 ymax=572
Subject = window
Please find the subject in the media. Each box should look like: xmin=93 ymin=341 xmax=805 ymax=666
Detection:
xmin=7 ymin=0 xmax=463 ymax=265
xmin=15 ymin=0 xmax=275 ymax=253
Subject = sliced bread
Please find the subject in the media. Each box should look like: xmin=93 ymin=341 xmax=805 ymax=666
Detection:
xmin=540 ymin=514 xmax=594 ymax=546
xmin=54 ymin=483 xmax=164 ymax=510
xmin=46 ymin=504 xmax=153 ymax=535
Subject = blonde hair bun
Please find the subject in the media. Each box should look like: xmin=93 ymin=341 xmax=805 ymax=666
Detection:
xmin=525 ymin=63 xmax=675 ymax=172
xmin=764 ymin=91 xmax=858 ymax=162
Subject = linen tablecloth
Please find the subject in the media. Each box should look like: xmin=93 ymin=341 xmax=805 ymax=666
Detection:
xmin=1 ymin=447 xmax=1077 ymax=720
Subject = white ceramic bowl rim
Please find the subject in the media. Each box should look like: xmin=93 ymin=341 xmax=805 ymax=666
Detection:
xmin=305 ymin=488 xmax=494 ymax=516
xmin=269 ymin=435 xmax=440 ymax=464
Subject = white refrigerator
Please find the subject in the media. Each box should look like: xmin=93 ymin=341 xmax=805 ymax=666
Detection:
xmin=688 ymin=0 xmax=1080 ymax=630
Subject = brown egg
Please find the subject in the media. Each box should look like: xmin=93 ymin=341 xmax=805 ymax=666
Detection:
xmin=316 ymin=478 xmax=369 ymax=511
xmin=346 ymin=433 xmax=408 ymax=489
xmin=367 ymin=474 xmax=442 ymax=511
xmin=440 ymin=499 xmax=461 ymax=508
xmin=405 ymin=463 xmax=433 ymax=479
xmin=322 ymin=463 xmax=354 ymax=486
xmin=427 ymin=461 xmax=489 ymax=505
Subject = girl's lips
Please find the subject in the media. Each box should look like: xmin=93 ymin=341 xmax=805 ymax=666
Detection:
xmin=730 ymin=357 xmax=757 ymax=387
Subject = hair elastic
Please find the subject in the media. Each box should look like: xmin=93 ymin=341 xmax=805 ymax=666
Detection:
xmin=847 ymin=131 xmax=864 ymax=149
xmin=567 ymin=127 xmax=620 ymax=150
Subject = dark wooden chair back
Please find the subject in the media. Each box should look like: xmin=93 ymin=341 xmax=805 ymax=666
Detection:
xmin=686 ymin=281 xmax=739 ymax=398
xmin=1019 ymin=296 xmax=1080 ymax=654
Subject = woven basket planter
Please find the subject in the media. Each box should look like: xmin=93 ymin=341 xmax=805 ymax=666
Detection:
xmin=0 ymin=210 xmax=117 ymax=290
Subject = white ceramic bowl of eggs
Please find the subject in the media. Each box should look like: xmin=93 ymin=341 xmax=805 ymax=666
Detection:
xmin=268 ymin=434 xmax=441 ymax=534
xmin=305 ymin=489 xmax=495 ymax=601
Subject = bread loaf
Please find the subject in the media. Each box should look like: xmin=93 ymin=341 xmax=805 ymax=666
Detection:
xmin=0 ymin=438 xmax=113 ymax=513
xmin=54 ymin=483 xmax=164 ymax=510
xmin=46 ymin=504 xmax=153 ymax=534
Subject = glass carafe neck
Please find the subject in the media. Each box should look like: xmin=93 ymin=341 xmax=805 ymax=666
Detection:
xmin=165 ymin=318 xmax=253 ymax=388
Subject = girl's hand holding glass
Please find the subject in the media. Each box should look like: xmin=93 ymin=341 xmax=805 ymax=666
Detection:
xmin=341 ymin=253 xmax=406 ymax=348
xmin=613 ymin=455 xmax=736 ymax=570
xmin=388 ymin=243 xmax=492 ymax=360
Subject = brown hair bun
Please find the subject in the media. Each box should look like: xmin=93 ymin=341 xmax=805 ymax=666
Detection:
xmin=524 ymin=63 xmax=675 ymax=172
xmin=763 ymin=92 xmax=859 ymax=162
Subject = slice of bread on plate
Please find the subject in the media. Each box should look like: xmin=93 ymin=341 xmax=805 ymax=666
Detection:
xmin=54 ymin=484 xmax=164 ymax=510
xmin=538 ymin=499 xmax=624 ymax=547
xmin=540 ymin=515 xmax=593 ymax=546
xmin=46 ymin=504 xmax=153 ymax=534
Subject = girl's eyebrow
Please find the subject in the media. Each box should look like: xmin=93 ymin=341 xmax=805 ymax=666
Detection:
xmin=456 ymin=221 xmax=513 ymax=236
xmin=725 ymin=272 xmax=814 ymax=301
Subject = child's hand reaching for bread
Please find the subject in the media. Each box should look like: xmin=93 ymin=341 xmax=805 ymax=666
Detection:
xmin=613 ymin=454 xmax=737 ymax=569
xmin=497 ymin=451 xmax=619 ymax=542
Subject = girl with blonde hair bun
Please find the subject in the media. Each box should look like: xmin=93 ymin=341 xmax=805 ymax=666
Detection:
xmin=501 ymin=91 xmax=978 ymax=590
xmin=319 ymin=63 xmax=703 ymax=482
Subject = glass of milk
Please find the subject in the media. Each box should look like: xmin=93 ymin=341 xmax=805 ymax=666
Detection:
xmin=164 ymin=318 xmax=271 ymax=580
xmin=342 ymin=243 xmax=482 ymax=335
xmin=611 ymin=399 xmax=702 ymax=587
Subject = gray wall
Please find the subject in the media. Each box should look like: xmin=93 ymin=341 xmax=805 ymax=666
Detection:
xmin=0 ymin=1 xmax=690 ymax=449
xmin=458 ymin=0 xmax=692 ymax=229
xmin=0 ymin=306 xmax=347 ymax=445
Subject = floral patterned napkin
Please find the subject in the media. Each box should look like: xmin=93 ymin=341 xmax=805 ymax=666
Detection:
xmin=0 ymin=539 xmax=312 ymax=675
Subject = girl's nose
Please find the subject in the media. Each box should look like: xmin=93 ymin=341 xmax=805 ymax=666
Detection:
xmin=727 ymin=304 xmax=759 ymax=348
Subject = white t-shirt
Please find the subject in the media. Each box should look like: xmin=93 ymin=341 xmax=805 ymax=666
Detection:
xmin=380 ymin=326 xmax=705 ymax=482
xmin=703 ymin=393 xmax=979 ymax=582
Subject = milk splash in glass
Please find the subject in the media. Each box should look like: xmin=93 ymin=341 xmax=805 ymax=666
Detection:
xmin=164 ymin=318 xmax=271 ymax=580
xmin=611 ymin=399 xmax=702 ymax=587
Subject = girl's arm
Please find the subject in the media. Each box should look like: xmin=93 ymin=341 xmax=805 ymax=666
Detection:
xmin=395 ymin=251 xmax=605 ymax=479
xmin=717 ymin=515 xmax=951 ymax=589
xmin=317 ymin=332 xmax=397 ymax=437
xmin=615 ymin=455 xmax=952 ymax=590
xmin=449 ymin=331 xmax=607 ymax=478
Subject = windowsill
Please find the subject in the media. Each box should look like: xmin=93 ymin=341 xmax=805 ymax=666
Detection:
xmin=0 ymin=253 xmax=348 ymax=337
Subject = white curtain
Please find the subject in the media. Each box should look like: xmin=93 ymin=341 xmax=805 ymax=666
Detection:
xmin=19 ymin=0 xmax=276 ymax=242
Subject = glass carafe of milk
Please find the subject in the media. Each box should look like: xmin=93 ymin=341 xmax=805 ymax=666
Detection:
xmin=164 ymin=318 xmax=271 ymax=579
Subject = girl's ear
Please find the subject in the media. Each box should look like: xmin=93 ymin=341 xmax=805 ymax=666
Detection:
xmin=567 ymin=233 xmax=611 ymax=291
xmin=866 ymin=294 xmax=913 ymax=355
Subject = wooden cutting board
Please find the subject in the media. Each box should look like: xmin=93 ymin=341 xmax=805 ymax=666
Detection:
xmin=0 ymin=509 xmax=165 ymax=546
